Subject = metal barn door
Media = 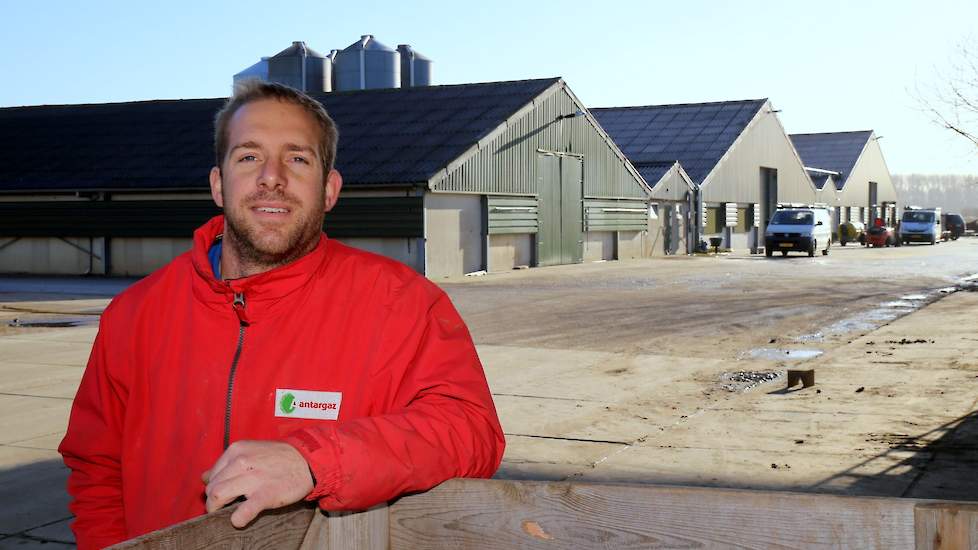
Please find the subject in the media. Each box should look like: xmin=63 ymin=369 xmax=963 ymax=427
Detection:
xmin=559 ymin=155 xmax=583 ymax=264
xmin=536 ymin=153 xmax=583 ymax=267
xmin=761 ymin=167 xmax=778 ymax=227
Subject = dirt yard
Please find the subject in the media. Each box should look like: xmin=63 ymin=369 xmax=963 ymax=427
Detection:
xmin=439 ymin=239 xmax=978 ymax=499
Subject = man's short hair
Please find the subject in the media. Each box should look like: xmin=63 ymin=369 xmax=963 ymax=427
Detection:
xmin=213 ymin=80 xmax=339 ymax=176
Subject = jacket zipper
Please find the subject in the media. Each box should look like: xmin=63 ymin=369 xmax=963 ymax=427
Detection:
xmin=223 ymin=292 xmax=248 ymax=450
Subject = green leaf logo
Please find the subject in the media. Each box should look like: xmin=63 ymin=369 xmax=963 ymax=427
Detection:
xmin=279 ymin=392 xmax=296 ymax=414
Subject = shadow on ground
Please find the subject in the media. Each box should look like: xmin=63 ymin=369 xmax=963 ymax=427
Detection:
xmin=808 ymin=409 xmax=978 ymax=501
xmin=0 ymin=458 xmax=75 ymax=548
xmin=494 ymin=409 xmax=978 ymax=504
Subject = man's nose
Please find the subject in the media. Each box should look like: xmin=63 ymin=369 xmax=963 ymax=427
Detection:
xmin=258 ymin=157 xmax=286 ymax=189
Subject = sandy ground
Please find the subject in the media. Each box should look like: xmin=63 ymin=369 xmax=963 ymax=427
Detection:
xmin=486 ymin=290 xmax=978 ymax=501
xmin=0 ymin=239 xmax=976 ymax=547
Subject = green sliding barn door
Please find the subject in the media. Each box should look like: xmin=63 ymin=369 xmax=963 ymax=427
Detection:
xmin=537 ymin=153 xmax=583 ymax=266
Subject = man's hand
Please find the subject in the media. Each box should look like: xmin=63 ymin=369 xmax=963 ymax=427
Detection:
xmin=202 ymin=440 xmax=314 ymax=528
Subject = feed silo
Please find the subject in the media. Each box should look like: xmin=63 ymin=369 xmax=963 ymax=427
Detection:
xmin=334 ymin=35 xmax=400 ymax=91
xmin=267 ymin=41 xmax=332 ymax=93
xmin=233 ymin=58 xmax=269 ymax=86
xmin=397 ymin=44 xmax=432 ymax=87
xmin=327 ymin=49 xmax=339 ymax=92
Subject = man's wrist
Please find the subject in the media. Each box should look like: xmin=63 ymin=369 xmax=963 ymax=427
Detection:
xmin=283 ymin=429 xmax=342 ymax=501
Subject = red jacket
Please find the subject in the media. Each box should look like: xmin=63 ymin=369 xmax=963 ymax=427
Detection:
xmin=59 ymin=215 xmax=504 ymax=549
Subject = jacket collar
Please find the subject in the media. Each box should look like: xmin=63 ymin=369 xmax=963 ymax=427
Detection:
xmin=190 ymin=215 xmax=331 ymax=323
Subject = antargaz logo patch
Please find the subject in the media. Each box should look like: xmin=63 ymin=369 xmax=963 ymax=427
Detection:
xmin=279 ymin=392 xmax=296 ymax=414
xmin=275 ymin=389 xmax=342 ymax=420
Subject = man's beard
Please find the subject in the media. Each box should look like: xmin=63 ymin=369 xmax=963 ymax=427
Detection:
xmin=223 ymin=188 xmax=325 ymax=272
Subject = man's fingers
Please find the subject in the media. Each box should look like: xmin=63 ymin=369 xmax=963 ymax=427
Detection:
xmin=204 ymin=472 xmax=258 ymax=514
xmin=229 ymin=492 xmax=269 ymax=528
xmin=204 ymin=443 xmax=241 ymax=485
xmin=204 ymin=449 xmax=256 ymax=502
xmin=201 ymin=440 xmax=313 ymax=525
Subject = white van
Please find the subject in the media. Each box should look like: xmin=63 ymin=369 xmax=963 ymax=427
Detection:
xmin=899 ymin=208 xmax=940 ymax=245
xmin=764 ymin=207 xmax=832 ymax=257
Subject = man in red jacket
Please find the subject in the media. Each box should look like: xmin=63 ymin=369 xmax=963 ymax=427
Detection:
xmin=58 ymin=81 xmax=505 ymax=549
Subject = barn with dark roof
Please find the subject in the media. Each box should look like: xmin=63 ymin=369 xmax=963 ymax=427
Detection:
xmin=593 ymin=99 xmax=817 ymax=253
xmin=0 ymin=78 xmax=652 ymax=277
xmin=790 ymin=130 xmax=898 ymax=230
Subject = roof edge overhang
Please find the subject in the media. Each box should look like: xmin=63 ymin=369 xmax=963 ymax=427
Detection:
xmin=804 ymin=166 xmax=843 ymax=178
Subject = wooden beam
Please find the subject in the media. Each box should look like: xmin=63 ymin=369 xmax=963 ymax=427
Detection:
xmin=108 ymin=502 xmax=315 ymax=550
xmin=298 ymin=505 xmax=390 ymax=550
xmin=915 ymin=502 xmax=978 ymax=549
xmin=109 ymin=480 xmax=978 ymax=550
xmin=389 ymin=479 xmax=920 ymax=549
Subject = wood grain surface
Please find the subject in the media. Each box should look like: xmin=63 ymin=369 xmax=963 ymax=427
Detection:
xmin=389 ymin=478 xmax=920 ymax=549
xmin=106 ymin=479 xmax=978 ymax=550
xmin=915 ymin=502 xmax=978 ymax=550
xmin=298 ymin=505 xmax=390 ymax=550
xmin=107 ymin=502 xmax=315 ymax=550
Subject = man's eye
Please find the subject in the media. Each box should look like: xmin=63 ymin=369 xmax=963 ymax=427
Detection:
xmin=292 ymin=156 xmax=310 ymax=164
xmin=238 ymin=154 xmax=257 ymax=162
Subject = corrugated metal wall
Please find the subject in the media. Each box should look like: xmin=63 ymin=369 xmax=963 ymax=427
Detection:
xmin=649 ymin=165 xmax=692 ymax=202
xmin=836 ymin=138 xmax=898 ymax=207
xmin=700 ymin=106 xmax=816 ymax=205
xmin=431 ymin=85 xmax=647 ymax=200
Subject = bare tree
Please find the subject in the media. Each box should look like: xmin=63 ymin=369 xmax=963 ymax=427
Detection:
xmin=916 ymin=39 xmax=978 ymax=149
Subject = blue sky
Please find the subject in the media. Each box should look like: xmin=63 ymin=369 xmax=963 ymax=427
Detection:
xmin=2 ymin=0 xmax=976 ymax=174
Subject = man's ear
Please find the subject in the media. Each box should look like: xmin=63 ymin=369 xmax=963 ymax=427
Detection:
xmin=324 ymin=169 xmax=343 ymax=212
xmin=209 ymin=166 xmax=224 ymax=208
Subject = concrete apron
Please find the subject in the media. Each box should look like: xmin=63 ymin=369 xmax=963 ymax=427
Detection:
xmin=0 ymin=316 xmax=97 ymax=547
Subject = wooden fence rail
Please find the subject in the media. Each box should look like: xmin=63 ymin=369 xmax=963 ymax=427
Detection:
xmin=110 ymin=478 xmax=978 ymax=550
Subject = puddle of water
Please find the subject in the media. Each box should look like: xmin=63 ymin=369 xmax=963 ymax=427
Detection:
xmin=867 ymin=309 xmax=901 ymax=320
xmin=795 ymin=332 xmax=825 ymax=343
xmin=825 ymin=301 xmax=921 ymax=337
xmin=8 ymin=316 xmax=98 ymax=328
xmin=826 ymin=317 xmax=876 ymax=333
xmin=880 ymin=301 xmax=916 ymax=308
xmin=813 ymin=280 xmax=971 ymax=341
xmin=748 ymin=348 xmax=823 ymax=361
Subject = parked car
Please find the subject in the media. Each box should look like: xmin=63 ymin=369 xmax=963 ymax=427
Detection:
xmin=943 ymin=213 xmax=965 ymax=240
xmin=764 ymin=207 xmax=832 ymax=257
xmin=899 ymin=208 xmax=941 ymax=245
xmin=866 ymin=219 xmax=897 ymax=247
xmin=837 ymin=221 xmax=866 ymax=247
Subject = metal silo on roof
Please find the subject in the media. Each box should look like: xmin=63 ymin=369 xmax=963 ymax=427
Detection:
xmin=233 ymin=58 xmax=269 ymax=86
xmin=396 ymin=44 xmax=432 ymax=87
xmin=327 ymin=49 xmax=339 ymax=92
xmin=334 ymin=35 xmax=400 ymax=91
xmin=267 ymin=41 xmax=332 ymax=93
